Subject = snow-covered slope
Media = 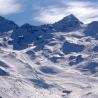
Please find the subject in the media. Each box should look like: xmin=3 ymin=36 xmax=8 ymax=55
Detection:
xmin=0 ymin=46 xmax=98 ymax=98
xmin=0 ymin=14 xmax=98 ymax=98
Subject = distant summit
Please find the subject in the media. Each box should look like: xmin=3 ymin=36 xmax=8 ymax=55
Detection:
xmin=84 ymin=21 xmax=98 ymax=38
xmin=61 ymin=14 xmax=81 ymax=22
xmin=53 ymin=14 xmax=83 ymax=32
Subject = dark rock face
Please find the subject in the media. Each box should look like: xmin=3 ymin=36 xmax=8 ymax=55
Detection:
xmin=31 ymin=79 xmax=52 ymax=89
xmin=62 ymin=90 xmax=72 ymax=94
xmin=62 ymin=41 xmax=85 ymax=54
xmin=39 ymin=66 xmax=61 ymax=75
xmin=12 ymin=24 xmax=39 ymax=50
xmin=80 ymin=62 xmax=98 ymax=74
xmin=12 ymin=23 xmax=53 ymax=50
xmin=50 ymin=56 xmax=64 ymax=63
xmin=84 ymin=21 xmax=98 ymax=38
xmin=0 ymin=68 xmax=9 ymax=76
xmin=0 ymin=16 xmax=18 ymax=33
xmin=26 ymin=50 xmax=36 ymax=59
xmin=69 ymin=55 xmax=84 ymax=65
xmin=93 ymin=45 xmax=98 ymax=52
xmin=0 ymin=61 xmax=9 ymax=68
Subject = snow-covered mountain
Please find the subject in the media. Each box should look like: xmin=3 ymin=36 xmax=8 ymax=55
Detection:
xmin=12 ymin=14 xmax=84 ymax=50
xmin=0 ymin=14 xmax=98 ymax=98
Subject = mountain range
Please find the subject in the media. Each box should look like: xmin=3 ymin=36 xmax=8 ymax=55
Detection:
xmin=0 ymin=14 xmax=98 ymax=98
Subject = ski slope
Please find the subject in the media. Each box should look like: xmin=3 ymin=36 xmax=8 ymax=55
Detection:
xmin=0 ymin=40 xmax=98 ymax=98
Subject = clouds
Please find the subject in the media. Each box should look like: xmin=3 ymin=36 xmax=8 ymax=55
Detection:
xmin=0 ymin=0 xmax=21 ymax=15
xmin=34 ymin=6 xmax=67 ymax=24
xmin=32 ymin=0 xmax=68 ymax=24
xmin=33 ymin=0 xmax=98 ymax=24
xmin=66 ymin=1 xmax=98 ymax=23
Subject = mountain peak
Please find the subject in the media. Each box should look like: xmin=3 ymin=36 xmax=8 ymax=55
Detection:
xmin=68 ymin=14 xmax=75 ymax=17
xmin=53 ymin=14 xmax=83 ymax=32
xmin=21 ymin=23 xmax=32 ymax=28
xmin=89 ymin=21 xmax=98 ymax=25
xmin=64 ymin=14 xmax=77 ymax=20
xmin=84 ymin=21 xmax=98 ymax=38
xmin=62 ymin=14 xmax=82 ymax=23
xmin=0 ymin=16 xmax=18 ymax=33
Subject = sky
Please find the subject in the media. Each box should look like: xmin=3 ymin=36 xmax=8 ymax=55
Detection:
xmin=0 ymin=0 xmax=98 ymax=26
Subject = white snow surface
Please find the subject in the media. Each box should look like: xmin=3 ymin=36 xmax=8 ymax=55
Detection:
xmin=0 ymin=30 xmax=98 ymax=98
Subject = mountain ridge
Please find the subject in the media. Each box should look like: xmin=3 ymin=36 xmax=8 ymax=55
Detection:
xmin=0 ymin=14 xmax=98 ymax=50
xmin=0 ymin=14 xmax=83 ymax=33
